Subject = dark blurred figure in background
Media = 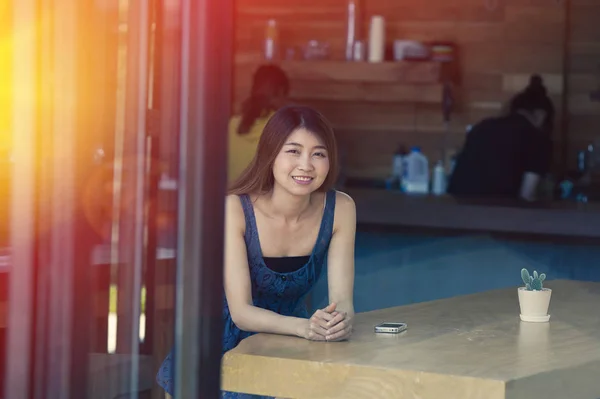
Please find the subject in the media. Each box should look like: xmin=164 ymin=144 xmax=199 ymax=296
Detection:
xmin=227 ymin=64 xmax=290 ymax=184
xmin=448 ymin=75 xmax=555 ymax=201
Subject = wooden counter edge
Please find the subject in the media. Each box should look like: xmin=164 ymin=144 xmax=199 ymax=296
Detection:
xmin=221 ymin=353 xmax=506 ymax=399
xmin=346 ymin=188 xmax=600 ymax=238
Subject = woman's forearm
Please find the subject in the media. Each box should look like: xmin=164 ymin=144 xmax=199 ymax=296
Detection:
xmin=232 ymin=304 xmax=306 ymax=337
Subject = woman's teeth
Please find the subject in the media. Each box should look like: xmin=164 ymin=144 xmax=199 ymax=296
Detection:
xmin=292 ymin=176 xmax=313 ymax=184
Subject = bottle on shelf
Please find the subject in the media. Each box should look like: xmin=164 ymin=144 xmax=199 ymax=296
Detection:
xmin=391 ymin=144 xmax=407 ymax=178
xmin=431 ymin=161 xmax=446 ymax=196
xmin=264 ymin=19 xmax=279 ymax=61
xmin=401 ymin=146 xmax=429 ymax=194
xmin=385 ymin=144 xmax=407 ymax=190
xmin=345 ymin=0 xmax=361 ymax=61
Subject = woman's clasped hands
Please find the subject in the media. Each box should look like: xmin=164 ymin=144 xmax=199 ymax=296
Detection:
xmin=300 ymin=302 xmax=353 ymax=342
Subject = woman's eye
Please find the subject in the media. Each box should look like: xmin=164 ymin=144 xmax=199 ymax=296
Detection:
xmin=313 ymin=152 xmax=327 ymax=158
xmin=285 ymin=149 xmax=300 ymax=154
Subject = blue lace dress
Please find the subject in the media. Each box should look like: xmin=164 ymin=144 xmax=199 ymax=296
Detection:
xmin=156 ymin=190 xmax=336 ymax=398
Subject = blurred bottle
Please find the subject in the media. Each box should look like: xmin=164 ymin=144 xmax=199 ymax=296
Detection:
xmin=432 ymin=161 xmax=446 ymax=195
xmin=264 ymin=19 xmax=279 ymax=61
xmin=391 ymin=144 xmax=407 ymax=180
xmin=345 ymin=0 xmax=361 ymax=61
xmin=402 ymin=147 xmax=429 ymax=194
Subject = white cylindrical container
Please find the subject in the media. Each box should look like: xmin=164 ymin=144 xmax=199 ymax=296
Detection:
xmin=432 ymin=161 xmax=446 ymax=195
xmin=368 ymin=16 xmax=385 ymax=63
xmin=345 ymin=0 xmax=358 ymax=61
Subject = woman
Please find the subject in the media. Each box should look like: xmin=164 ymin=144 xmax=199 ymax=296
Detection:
xmin=157 ymin=105 xmax=356 ymax=398
xmin=448 ymin=75 xmax=555 ymax=201
xmin=228 ymin=64 xmax=290 ymax=183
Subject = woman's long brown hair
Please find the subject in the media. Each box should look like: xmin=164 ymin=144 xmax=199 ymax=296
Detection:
xmin=228 ymin=105 xmax=339 ymax=196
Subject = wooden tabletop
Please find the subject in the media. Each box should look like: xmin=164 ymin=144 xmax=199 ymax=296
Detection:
xmin=346 ymin=188 xmax=600 ymax=238
xmin=222 ymin=280 xmax=600 ymax=399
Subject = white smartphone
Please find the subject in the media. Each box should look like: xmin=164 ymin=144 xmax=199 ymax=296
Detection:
xmin=374 ymin=322 xmax=408 ymax=334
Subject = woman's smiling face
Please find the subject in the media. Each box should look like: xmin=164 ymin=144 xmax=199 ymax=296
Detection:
xmin=272 ymin=127 xmax=330 ymax=196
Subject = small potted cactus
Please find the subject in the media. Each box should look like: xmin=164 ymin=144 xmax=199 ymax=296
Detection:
xmin=518 ymin=268 xmax=552 ymax=322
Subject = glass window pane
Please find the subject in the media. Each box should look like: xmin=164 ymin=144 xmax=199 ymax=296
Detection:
xmin=4 ymin=1 xmax=232 ymax=397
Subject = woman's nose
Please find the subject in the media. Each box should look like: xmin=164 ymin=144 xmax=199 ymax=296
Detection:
xmin=297 ymin=154 xmax=315 ymax=171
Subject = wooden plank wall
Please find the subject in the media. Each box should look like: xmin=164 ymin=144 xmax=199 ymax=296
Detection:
xmin=568 ymin=0 xmax=600 ymax=166
xmin=233 ymin=0 xmax=600 ymax=179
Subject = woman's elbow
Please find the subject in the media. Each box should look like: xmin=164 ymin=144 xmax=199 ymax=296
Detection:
xmin=229 ymin=304 xmax=252 ymax=331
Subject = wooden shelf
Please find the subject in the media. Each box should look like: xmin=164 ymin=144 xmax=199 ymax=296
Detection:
xmin=263 ymin=60 xmax=448 ymax=104
xmin=233 ymin=59 xmax=454 ymax=104
xmin=278 ymin=60 xmax=444 ymax=84
xmin=288 ymin=80 xmax=443 ymax=104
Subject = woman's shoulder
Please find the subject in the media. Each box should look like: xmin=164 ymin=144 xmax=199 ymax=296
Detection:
xmin=225 ymin=194 xmax=247 ymax=231
xmin=225 ymin=193 xmax=248 ymax=212
xmin=331 ymin=190 xmax=356 ymax=219
xmin=332 ymin=189 xmax=354 ymax=206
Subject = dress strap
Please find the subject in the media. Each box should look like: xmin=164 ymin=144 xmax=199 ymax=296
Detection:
xmin=238 ymin=194 xmax=260 ymax=254
xmin=312 ymin=190 xmax=336 ymax=258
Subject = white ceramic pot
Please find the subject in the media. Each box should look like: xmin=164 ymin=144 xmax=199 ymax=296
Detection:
xmin=518 ymin=287 xmax=552 ymax=322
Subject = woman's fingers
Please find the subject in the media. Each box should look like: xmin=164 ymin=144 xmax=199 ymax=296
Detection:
xmin=326 ymin=312 xmax=347 ymax=330
xmin=326 ymin=318 xmax=349 ymax=336
xmin=307 ymin=321 xmax=328 ymax=341
xmin=322 ymin=302 xmax=337 ymax=313
xmin=326 ymin=325 xmax=352 ymax=342
xmin=315 ymin=309 xmax=337 ymax=321
xmin=310 ymin=316 xmax=330 ymax=330
xmin=311 ymin=309 xmax=338 ymax=329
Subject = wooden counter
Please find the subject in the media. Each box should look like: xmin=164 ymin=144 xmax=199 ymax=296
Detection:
xmin=346 ymin=188 xmax=600 ymax=238
xmin=222 ymin=280 xmax=600 ymax=399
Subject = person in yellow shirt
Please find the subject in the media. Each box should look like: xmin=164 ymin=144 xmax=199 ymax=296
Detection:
xmin=228 ymin=64 xmax=290 ymax=183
